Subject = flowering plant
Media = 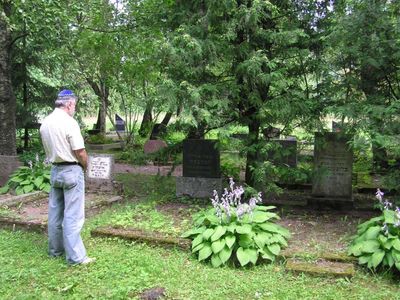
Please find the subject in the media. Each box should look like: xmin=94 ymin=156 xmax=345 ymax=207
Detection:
xmin=0 ymin=154 xmax=51 ymax=195
xmin=182 ymin=179 xmax=290 ymax=267
xmin=348 ymin=189 xmax=400 ymax=271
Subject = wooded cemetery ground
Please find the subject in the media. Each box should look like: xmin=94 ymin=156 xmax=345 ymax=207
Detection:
xmin=1 ymin=166 xmax=400 ymax=299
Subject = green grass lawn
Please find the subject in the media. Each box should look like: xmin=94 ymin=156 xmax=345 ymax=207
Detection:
xmin=2 ymin=174 xmax=400 ymax=299
xmin=1 ymin=229 xmax=400 ymax=299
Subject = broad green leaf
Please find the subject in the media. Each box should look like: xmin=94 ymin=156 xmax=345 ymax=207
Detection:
xmin=361 ymin=240 xmax=380 ymax=253
xmin=395 ymin=262 xmax=400 ymax=271
xmin=365 ymin=226 xmax=381 ymax=240
xmin=358 ymin=255 xmax=371 ymax=265
xmin=378 ymin=235 xmax=388 ymax=245
xmin=211 ymin=239 xmax=225 ymax=254
xmin=273 ymin=234 xmax=288 ymax=248
xmin=192 ymin=242 xmax=205 ymax=253
xmin=192 ymin=234 xmax=203 ymax=249
xmin=43 ymin=174 xmax=51 ymax=180
xmin=34 ymin=177 xmax=44 ymax=188
xmin=202 ymin=228 xmax=215 ymax=240
xmin=23 ymin=184 xmax=34 ymax=193
xmin=258 ymin=223 xmax=290 ymax=238
xmin=206 ymin=214 xmax=220 ymax=225
xmin=236 ymin=247 xmax=250 ymax=266
xmin=43 ymin=184 xmax=51 ymax=193
xmin=198 ymin=244 xmax=212 ymax=261
xmin=391 ymin=249 xmax=400 ymax=262
xmin=245 ymin=248 xmax=258 ymax=265
xmin=236 ymin=224 xmax=252 ymax=234
xmin=210 ymin=226 xmax=226 ymax=242
xmin=267 ymin=243 xmax=281 ymax=256
xmin=211 ymin=253 xmax=223 ymax=267
xmin=357 ymin=216 xmax=383 ymax=233
xmin=15 ymin=186 xmax=24 ymax=195
xmin=20 ymin=180 xmax=31 ymax=185
xmin=10 ymin=177 xmax=24 ymax=183
xmin=392 ymin=239 xmax=400 ymax=251
xmin=0 ymin=185 xmax=9 ymax=194
xmin=371 ymin=250 xmax=385 ymax=268
xmin=384 ymin=210 xmax=396 ymax=224
xmin=219 ymin=246 xmax=233 ymax=264
xmin=238 ymin=234 xmax=253 ymax=248
xmin=252 ymin=211 xmax=279 ymax=223
xmin=386 ymin=252 xmax=395 ymax=267
xmin=260 ymin=247 xmax=275 ymax=261
xmin=254 ymin=232 xmax=269 ymax=249
xmin=225 ymin=235 xmax=236 ymax=249
xmin=227 ymin=223 xmax=236 ymax=233
xmin=181 ymin=227 xmax=206 ymax=238
xmin=348 ymin=243 xmax=363 ymax=256
xmin=255 ymin=205 xmax=276 ymax=211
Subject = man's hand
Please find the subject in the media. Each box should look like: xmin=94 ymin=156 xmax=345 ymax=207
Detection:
xmin=73 ymin=148 xmax=88 ymax=171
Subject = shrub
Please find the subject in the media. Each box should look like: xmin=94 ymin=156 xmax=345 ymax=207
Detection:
xmin=182 ymin=179 xmax=290 ymax=267
xmin=348 ymin=189 xmax=400 ymax=271
xmin=0 ymin=154 xmax=51 ymax=195
xmin=220 ymin=158 xmax=241 ymax=182
xmin=86 ymin=134 xmax=114 ymax=144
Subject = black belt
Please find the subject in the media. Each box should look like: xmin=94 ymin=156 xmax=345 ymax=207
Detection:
xmin=52 ymin=161 xmax=82 ymax=167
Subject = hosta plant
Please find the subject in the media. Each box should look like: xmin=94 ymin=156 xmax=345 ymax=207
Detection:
xmin=348 ymin=189 xmax=400 ymax=271
xmin=0 ymin=154 xmax=51 ymax=195
xmin=182 ymin=179 xmax=290 ymax=267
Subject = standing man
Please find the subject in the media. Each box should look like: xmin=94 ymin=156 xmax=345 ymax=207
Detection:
xmin=40 ymin=89 xmax=95 ymax=265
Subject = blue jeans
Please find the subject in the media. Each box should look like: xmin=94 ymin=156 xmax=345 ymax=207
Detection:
xmin=48 ymin=164 xmax=87 ymax=264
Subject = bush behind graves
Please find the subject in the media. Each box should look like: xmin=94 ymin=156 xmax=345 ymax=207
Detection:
xmin=348 ymin=189 xmax=400 ymax=272
xmin=182 ymin=179 xmax=290 ymax=267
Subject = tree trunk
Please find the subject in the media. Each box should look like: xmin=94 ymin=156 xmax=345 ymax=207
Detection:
xmin=245 ymin=119 xmax=261 ymax=187
xmin=0 ymin=5 xmax=17 ymax=155
xmin=87 ymin=78 xmax=108 ymax=135
xmin=138 ymin=103 xmax=153 ymax=137
xmin=160 ymin=111 xmax=173 ymax=127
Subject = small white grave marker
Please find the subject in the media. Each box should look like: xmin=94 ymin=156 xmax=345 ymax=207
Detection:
xmin=88 ymin=154 xmax=113 ymax=180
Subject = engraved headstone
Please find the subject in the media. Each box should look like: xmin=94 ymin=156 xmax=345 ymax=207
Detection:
xmin=312 ymin=133 xmax=353 ymax=201
xmin=86 ymin=154 xmax=118 ymax=193
xmin=176 ymin=139 xmax=222 ymax=198
xmin=0 ymin=156 xmax=22 ymax=186
xmin=182 ymin=139 xmax=220 ymax=178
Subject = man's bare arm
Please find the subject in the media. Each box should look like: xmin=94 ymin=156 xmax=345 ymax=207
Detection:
xmin=73 ymin=148 xmax=88 ymax=171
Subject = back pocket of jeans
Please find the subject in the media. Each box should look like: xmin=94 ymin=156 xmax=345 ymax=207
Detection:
xmin=62 ymin=170 xmax=78 ymax=189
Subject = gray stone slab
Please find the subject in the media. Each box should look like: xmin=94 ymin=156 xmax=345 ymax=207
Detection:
xmin=312 ymin=133 xmax=353 ymax=201
xmin=0 ymin=155 xmax=22 ymax=186
xmin=176 ymin=177 xmax=222 ymax=198
xmin=267 ymin=139 xmax=297 ymax=167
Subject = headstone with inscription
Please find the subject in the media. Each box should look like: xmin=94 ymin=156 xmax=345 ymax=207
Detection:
xmin=0 ymin=156 xmax=21 ymax=186
xmin=312 ymin=132 xmax=353 ymax=201
xmin=86 ymin=154 xmax=120 ymax=193
xmin=176 ymin=139 xmax=222 ymax=198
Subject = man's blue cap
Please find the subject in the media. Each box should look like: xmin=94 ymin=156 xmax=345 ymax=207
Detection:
xmin=58 ymin=89 xmax=75 ymax=97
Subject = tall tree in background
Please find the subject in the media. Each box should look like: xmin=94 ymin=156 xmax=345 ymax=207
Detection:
xmin=0 ymin=1 xmax=17 ymax=155
xmin=327 ymin=0 xmax=400 ymax=170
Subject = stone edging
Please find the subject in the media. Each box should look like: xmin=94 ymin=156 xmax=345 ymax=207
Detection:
xmin=0 ymin=191 xmax=47 ymax=207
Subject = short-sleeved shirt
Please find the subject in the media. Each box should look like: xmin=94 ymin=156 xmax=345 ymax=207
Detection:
xmin=40 ymin=108 xmax=85 ymax=163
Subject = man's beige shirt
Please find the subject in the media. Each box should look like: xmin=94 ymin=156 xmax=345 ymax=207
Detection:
xmin=40 ymin=108 xmax=85 ymax=163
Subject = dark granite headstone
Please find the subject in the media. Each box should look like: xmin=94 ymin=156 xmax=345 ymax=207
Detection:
xmin=182 ymin=139 xmax=220 ymax=178
xmin=115 ymin=114 xmax=125 ymax=132
xmin=0 ymin=156 xmax=22 ymax=186
xmin=268 ymin=139 xmax=297 ymax=167
xmin=177 ymin=139 xmax=222 ymax=198
xmin=312 ymin=132 xmax=353 ymax=201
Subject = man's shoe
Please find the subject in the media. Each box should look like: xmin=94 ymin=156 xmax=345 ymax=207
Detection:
xmin=80 ymin=257 xmax=96 ymax=265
